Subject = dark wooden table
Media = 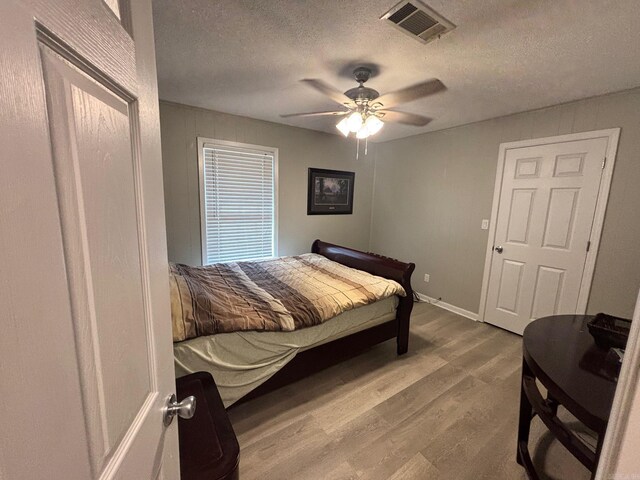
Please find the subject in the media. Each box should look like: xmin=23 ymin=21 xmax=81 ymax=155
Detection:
xmin=517 ymin=315 xmax=619 ymax=480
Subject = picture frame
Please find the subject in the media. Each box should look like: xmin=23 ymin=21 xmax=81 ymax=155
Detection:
xmin=307 ymin=168 xmax=355 ymax=215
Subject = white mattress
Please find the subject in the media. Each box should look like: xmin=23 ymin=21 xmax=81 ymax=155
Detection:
xmin=173 ymin=296 xmax=399 ymax=406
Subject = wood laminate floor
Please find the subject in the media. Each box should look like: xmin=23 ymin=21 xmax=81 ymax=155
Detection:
xmin=227 ymin=302 xmax=592 ymax=480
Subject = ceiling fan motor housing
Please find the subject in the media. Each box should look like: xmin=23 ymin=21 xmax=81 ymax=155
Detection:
xmin=353 ymin=67 xmax=372 ymax=83
xmin=344 ymin=86 xmax=380 ymax=102
xmin=345 ymin=67 xmax=380 ymax=103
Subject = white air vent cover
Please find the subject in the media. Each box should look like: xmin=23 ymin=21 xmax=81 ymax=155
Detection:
xmin=381 ymin=0 xmax=455 ymax=44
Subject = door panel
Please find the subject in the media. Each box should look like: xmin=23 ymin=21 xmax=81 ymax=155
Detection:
xmin=496 ymin=260 xmax=525 ymax=314
xmin=41 ymin=45 xmax=155 ymax=472
xmin=0 ymin=1 xmax=178 ymax=479
xmin=530 ymin=266 xmax=565 ymax=319
xmin=103 ymin=0 xmax=122 ymax=19
xmin=554 ymin=153 xmax=585 ymax=177
xmin=485 ymin=137 xmax=608 ymax=334
xmin=506 ymin=189 xmax=535 ymax=243
xmin=542 ymin=187 xmax=580 ymax=249
xmin=514 ymin=157 xmax=541 ymax=178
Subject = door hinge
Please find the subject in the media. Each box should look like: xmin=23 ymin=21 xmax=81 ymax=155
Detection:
xmin=602 ymin=157 xmax=606 ymax=169
xmin=587 ymin=240 xmax=591 ymax=252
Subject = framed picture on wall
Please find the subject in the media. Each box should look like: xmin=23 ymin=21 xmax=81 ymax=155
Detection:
xmin=307 ymin=168 xmax=355 ymax=215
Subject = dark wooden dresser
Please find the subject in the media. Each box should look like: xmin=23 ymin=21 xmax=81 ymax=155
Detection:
xmin=176 ymin=372 xmax=240 ymax=480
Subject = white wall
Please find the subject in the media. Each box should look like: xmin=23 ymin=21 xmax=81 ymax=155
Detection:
xmin=159 ymin=101 xmax=374 ymax=266
xmin=371 ymin=88 xmax=640 ymax=318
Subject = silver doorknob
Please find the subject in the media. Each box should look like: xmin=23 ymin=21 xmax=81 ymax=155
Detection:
xmin=494 ymin=246 xmax=504 ymax=254
xmin=163 ymin=393 xmax=196 ymax=426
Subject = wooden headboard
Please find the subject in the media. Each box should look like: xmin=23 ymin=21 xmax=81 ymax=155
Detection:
xmin=312 ymin=239 xmax=414 ymax=292
xmin=312 ymin=239 xmax=415 ymax=354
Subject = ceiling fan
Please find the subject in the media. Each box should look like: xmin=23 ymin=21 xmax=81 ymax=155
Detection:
xmin=281 ymin=67 xmax=445 ymax=139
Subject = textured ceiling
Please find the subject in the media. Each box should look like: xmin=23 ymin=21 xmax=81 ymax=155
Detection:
xmin=152 ymin=0 xmax=640 ymax=142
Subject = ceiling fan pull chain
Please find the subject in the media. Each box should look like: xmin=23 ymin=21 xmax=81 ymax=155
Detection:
xmin=365 ymin=137 xmax=368 ymax=155
xmin=356 ymin=137 xmax=360 ymax=160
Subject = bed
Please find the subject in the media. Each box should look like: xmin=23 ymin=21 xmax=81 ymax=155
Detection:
xmin=171 ymin=240 xmax=415 ymax=406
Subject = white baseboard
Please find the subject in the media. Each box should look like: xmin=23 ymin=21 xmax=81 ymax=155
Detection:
xmin=415 ymin=292 xmax=479 ymax=322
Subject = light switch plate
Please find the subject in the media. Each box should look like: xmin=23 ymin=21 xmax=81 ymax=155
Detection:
xmin=424 ymin=274 xmax=430 ymax=283
xmin=481 ymin=219 xmax=489 ymax=230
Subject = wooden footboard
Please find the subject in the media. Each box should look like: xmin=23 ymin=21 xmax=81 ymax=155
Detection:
xmin=312 ymin=239 xmax=415 ymax=355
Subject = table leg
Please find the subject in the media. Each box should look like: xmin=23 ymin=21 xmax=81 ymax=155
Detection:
xmin=546 ymin=393 xmax=560 ymax=417
xmin=517 ymin=358 xmax=534 ymax=466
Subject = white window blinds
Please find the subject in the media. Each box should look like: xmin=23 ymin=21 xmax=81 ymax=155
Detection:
xmin=200 ymin=141 xmax=276 ymax=264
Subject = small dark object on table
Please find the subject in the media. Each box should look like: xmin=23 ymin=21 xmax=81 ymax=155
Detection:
xmin=587 ymin=313 xmax=631 ymax=349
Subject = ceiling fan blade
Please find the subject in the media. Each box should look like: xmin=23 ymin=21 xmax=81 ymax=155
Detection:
xmin=280 ymin=110 xmax=349 ymax=118
xmin=301 ymin=79 xmax=352 ymax=106
xmin=378 ymin=110 xmax=432 ymax=126
xmin=375 ymin=79 xmax=446 ymax=109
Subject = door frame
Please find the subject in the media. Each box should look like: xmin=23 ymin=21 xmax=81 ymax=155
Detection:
xmin=595 ymin=289 xmax=640 ymax=478
xmin=478 ymin=128 xmax=621 ymax=323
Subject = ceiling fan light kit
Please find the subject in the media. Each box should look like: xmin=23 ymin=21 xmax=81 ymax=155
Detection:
xmin=346 ymin=111 xmax=364 ymax=133
xmin=336 ymin=117 xmax=350 ymax=137
xmin=337 ymin=111 xmax=384 ymax=140
xmin=356 ymin=124 xmax=370 ymax=139
xmin=364 ymin=115 xmax=384 ymax=135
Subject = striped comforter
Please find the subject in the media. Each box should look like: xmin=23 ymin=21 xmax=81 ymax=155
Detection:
xmin=169 ymin=253 xmax=405 ymax=342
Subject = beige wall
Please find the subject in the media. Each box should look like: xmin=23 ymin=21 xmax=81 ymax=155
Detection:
xmin=159 ymin=101 xmax=374 ymax=266
xmin=370 ymin=88 xmax=640 ymax=318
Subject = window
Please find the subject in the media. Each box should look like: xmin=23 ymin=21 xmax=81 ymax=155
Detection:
xmin=198 ymin=138 xmax=277 ymax=264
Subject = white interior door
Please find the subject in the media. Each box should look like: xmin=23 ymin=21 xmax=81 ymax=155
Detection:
xmin=483 ymin=136 xmax=609 ymax=334
xmin=0 ymin=1 xmax=179 ymax=479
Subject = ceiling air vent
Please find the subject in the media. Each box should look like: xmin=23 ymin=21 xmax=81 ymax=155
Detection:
xmin=381 ymin=0 xmax=455 ymax=44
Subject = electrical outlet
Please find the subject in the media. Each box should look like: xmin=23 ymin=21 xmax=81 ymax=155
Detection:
xmin=481 ymin=219 xmax=489 ymax=230
xmin=424 ymin=274 xmax=430 ymax=283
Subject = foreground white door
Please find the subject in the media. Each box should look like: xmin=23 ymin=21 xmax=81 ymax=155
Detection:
xmin=483 ymin=134 xmax=614 ymax=334
xmin=0 ymin=1 xmax=179 ymax=479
